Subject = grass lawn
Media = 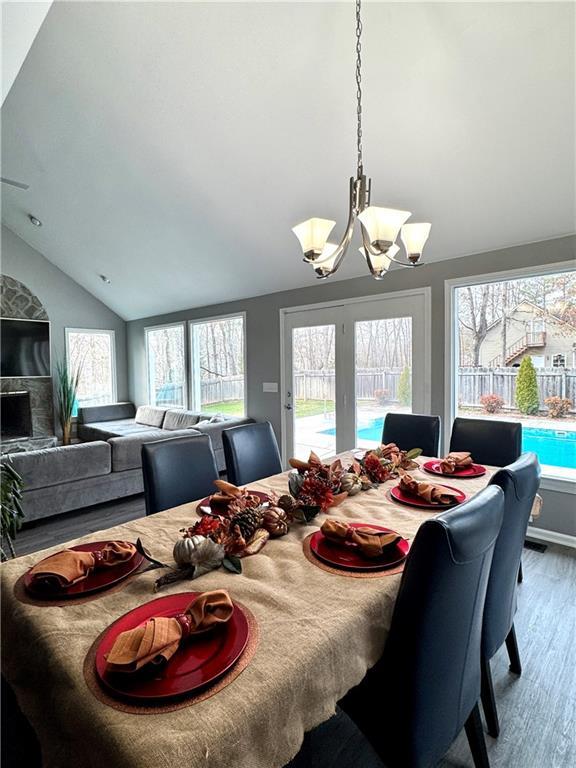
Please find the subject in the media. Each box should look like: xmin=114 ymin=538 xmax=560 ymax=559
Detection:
xmin=202 ymin=400 xmax=245 ymax=417
xmin=295 ymin=399 xmax=336 ymax=418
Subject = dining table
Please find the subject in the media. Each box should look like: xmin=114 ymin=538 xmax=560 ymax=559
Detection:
xmin=0 ymin=453 xmax=535 ymax=768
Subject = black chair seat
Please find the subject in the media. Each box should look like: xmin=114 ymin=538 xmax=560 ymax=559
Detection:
xmin=341 ymin=485 xmax=504 ymax=768
xmin=480 ymin=452 xmax=541 ymax=737
xmin=382 ymin=413 xmax=441 ymax=457
xmin=141 ymin=434 xmax=219 ymax=516
xmin=223 ymin=421 xmax=282 ymax=486
xmin=449 ymin=417 xmax=522 ymax=467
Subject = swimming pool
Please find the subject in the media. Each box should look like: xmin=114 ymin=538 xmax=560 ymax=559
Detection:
xmin=321 ymin=420 xmax=576 ymax=469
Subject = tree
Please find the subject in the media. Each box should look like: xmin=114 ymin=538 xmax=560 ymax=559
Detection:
xmin=515 ymin=357 xmax=540 ymax=415
xmin=398 ymin=366 xmax=411 ymax=407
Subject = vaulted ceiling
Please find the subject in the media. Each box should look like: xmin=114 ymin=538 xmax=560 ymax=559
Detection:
xmin=1 ymin=2 xmax=574 ymax=320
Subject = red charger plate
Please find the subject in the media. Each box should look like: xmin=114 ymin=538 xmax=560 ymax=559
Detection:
xmin=196 ymin=490 xmax=270 ymax=517
xmin=23 ymin=541 xmax=144 ymax=599
xmin=422 ymin=460 xmax=486 ymax=478
xmin=94 ymin=592 xmax=249 ymax=701
xmin=310 ymin=522 xmax=409 ymax=571
xmin=389 ymin=484 xmax=466 ymax=509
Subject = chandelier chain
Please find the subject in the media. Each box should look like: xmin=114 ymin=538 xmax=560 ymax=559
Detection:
xmin=355 ymin=0 xmax=363 ymax=176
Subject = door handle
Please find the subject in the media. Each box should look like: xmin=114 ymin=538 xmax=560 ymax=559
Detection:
xmin=284 ymin=404 xmax=293 ymax=411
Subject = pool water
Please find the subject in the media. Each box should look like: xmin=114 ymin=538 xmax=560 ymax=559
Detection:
xmin=321 ymin=420 xmax=576 ymax=469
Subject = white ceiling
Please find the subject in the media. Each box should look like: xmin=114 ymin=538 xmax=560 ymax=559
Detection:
xmin=1 ymin=1 xmax=574 ymax=321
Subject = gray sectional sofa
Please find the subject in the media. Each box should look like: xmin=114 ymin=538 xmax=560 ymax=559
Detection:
xmin=77 ymin=402 xmax=253 ymax=471
xmin=10 ymin=403 xmax=254 ymax=522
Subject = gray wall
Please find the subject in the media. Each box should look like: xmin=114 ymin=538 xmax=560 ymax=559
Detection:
xmin=128 ymin=235 xmax=576 ymax=537
xmin=1 ymin=226 xmax=129 ymax=414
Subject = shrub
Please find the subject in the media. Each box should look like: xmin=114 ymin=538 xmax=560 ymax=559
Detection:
xmin=398 ymin=367 xmax=412 ymax=407
xmin=373 ymin=389 xmax=389 ymax=406
xmin=544 ymin=396 xmax=572 ymax=419
xmin=515 ymin=357 xmax=540 ymax=415
xmin=480 ymin=394 xmax=505 ymax=414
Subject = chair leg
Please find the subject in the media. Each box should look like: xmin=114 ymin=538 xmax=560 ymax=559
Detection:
xmin=505 ymin=624 xmax=522 ymax=675
xmin=480 ymin=656 xmax=500 ymax=738
xmin=517 ymin=561 xmax=523 ymax=583
xmin=465 ymin=702 xmax=491 ymax=768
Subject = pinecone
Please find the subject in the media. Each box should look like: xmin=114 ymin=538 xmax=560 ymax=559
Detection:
xmin=229 ymin=507 xmax=263 ymax=541
xmin=277 ymin=494 xmax=297 ymax=516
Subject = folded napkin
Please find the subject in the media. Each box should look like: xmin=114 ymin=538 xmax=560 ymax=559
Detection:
xmin=105 ymin=590 xmax=234 ymax=673
xmin=321 ymin=519 xmax=402 ymax=559
xmin=439 ymin=451 xmax=473 ymax=474
xmin=28 ymin=541 xmax=137 ymax=588
xmin=399 ymin=474 xmax=460 ymax=505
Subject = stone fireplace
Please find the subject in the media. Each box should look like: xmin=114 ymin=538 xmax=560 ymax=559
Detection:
xmin=0 ymin=391 xmax=32 ymax=440
xmin=0 ymin=275 xmax=54 ymax=441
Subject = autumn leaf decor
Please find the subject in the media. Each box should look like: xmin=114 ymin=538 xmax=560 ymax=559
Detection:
xmin=287 ymin=444 xmax=423 ymax=514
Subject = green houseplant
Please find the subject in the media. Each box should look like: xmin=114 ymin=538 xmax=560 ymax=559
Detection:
xmin=1 ymin=457 xmax=24 ymax=560
xmin=56 ymin=359 xmax=82 ymax=445
xmin=515 ymin=356 xmax=540 ymax=415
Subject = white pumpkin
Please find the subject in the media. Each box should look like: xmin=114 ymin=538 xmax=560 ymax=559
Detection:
xmin=173 ymin=534 xmax=206 ymax=567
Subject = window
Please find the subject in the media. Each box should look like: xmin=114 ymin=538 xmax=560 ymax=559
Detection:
xmin=449 ymin=268 xmax=576 ymax=480
xmin=189 ymin=314 xmax=245 ymax=417
xmin=145 ymin=323 xmax=187 ymax=408
xmin=65 ymin=329 xmax=116 ymax=410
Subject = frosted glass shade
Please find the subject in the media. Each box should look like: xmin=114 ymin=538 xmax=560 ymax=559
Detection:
xmin=313 ymin=243 xmax=339 ymax=277
xmin=357 ymin=207 xmax=411 ymax=250
xmin=292 ymin=218 xmax=336 ymax=260
xmin=359 ymin=244 xmax=399 ymax=276
xmin=401 ymin=223 xmax=431 ymax=262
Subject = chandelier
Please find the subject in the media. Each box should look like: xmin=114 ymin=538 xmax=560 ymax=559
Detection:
xmin=292 ymin=0 xmax=431 ymax=280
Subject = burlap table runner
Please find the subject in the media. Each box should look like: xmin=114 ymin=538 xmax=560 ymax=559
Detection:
xmin=0 ymin=456 xmax=512 ymax=768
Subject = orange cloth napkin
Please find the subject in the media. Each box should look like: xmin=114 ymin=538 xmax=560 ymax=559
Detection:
xmin=399 ymin=473 xmax=460 ymax=505
xmin=439 ymin=451 xmax=473 ymax=474
xmin=321 ymin=520 xmax=402 ymax=559
xmin=105 ymin=590 xmax=234 ymax=673
xmin=28 ymin=541 xmax=137 ymax=588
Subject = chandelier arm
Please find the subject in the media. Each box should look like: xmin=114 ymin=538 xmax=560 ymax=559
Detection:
xmin=313 ymin=179 xmax=358 ymax=278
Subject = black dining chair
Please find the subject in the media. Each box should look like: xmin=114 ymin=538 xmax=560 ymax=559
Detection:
xmin=381 ymin=413 xmax=441 ymax=457
xmin=480 ymin=452 xmax=541 ymax=738
xmin=222 ymin=421 xmax=283 ymax=486
xmin=141 ymin=434 xmax=219 ymax=516
xmin=449 ymin=417 xmax=522 ymax=468
xmin=340 ymin=485 xmax=505 ymax=768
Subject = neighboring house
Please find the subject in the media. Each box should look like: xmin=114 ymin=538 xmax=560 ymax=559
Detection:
xmin=479 ymin=301 xmax=576 ymax=368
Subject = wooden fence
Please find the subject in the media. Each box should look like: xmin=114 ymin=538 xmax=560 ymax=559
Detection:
xmin=458 ymin=367 xmax=576 ymax=411
xmin=197 ymin=368 xmax=576 ymax=412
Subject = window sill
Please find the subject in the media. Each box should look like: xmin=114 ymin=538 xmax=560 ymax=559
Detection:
xmin=540 ymin=473 xmax=576 ymax=494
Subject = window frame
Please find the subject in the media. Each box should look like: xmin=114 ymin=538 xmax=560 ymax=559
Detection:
xmin=64 ymin=327 xmax=117 ymax=407
xmin=188 ymin=311 xmax=247 ymax=416
xmin=144 ymin=321 xmax=188 ymax=410
xmin=444 ymin=260 xmax=576 ymax=493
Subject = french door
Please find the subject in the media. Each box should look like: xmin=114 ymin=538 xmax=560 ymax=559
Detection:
xmin=281 ymin=291 xmax=430 ymax=461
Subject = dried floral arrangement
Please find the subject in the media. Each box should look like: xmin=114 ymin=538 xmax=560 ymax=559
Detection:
xmin=287 ymin=444 xmax=422 ymax=514
xmin=140 ymin=480 xmax=292 ymax=590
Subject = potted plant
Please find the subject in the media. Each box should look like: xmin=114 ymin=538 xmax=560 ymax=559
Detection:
xmin=56 ymin=359 xmax=82 ymax=445
xmin=1 ymin=457 xmax=24 ymax=560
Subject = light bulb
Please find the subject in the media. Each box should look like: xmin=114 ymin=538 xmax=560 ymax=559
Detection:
xmin=401 ymin=223 xmax=431 ymax=263
xmin=292 ymin=218 xmax=336 ymax=261
xmin=357 ymin=207 xmax=411 ymax=251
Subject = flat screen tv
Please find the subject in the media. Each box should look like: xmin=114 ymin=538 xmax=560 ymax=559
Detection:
xmin=1 ymin=318 xmax=50 ymax=377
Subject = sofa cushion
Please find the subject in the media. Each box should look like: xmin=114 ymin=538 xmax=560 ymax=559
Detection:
xmin=135 ymin=406 xmax=168 ymax=428
xmin=9 ymin=441 xmax=111 ymax=491
xmin=109 ymin=428 xmax=202 ymax=472
xmin=78 ymin=420 xmax=162 ymax=442
xmin=163 ymin=409 xmax=203 ymax=431
xmin=78 ymin=402 xmax=136 ymax=424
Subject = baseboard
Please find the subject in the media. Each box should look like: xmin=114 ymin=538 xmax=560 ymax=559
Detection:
xmin=526 ymin=526 xmax=576 ymax=549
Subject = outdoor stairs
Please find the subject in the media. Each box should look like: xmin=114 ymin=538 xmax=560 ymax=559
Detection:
xmin=489 ymin=331 xmax=547 ymax=367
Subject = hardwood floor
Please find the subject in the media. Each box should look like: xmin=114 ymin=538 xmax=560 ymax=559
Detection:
xmin=3 ymin=500 xmax=576 ymax=767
